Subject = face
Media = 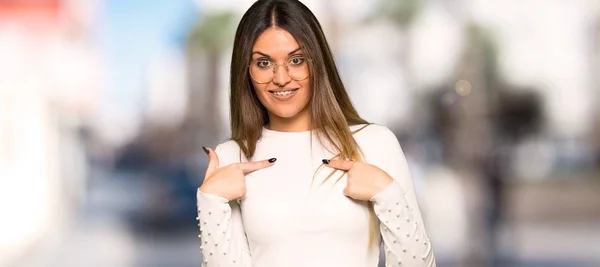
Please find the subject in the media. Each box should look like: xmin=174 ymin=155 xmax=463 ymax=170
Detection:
xmin=249 ymin=27 xmax=311 ymax=126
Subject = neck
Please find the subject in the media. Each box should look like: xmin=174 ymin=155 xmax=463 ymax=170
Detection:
xmin=266 ymin=108 xmax=311 ymax=132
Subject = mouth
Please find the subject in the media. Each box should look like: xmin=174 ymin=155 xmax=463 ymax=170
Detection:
xmin=268 ymin=88 xmax=299 ymax=97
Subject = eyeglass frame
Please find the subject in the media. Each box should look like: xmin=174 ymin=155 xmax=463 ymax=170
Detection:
xmin=247 ymin=56 xmax=312 ymax=84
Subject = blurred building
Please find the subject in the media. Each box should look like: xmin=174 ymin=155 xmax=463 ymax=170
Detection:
xmin=0 ymin=0 xmax=97 ymax=265
xmin=1 ymin=1 xmax=599 ymax=267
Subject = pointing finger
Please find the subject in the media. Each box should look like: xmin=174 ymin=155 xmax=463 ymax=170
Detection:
xmin=204 ymin=146 xmax=220 ymax=176
xmin=323 ymin=159 xmax=354 ymax=171
xmin=238 ymin=158 xmax=277 ymax=174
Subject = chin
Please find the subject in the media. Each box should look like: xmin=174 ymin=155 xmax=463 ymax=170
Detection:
xmin=262 ymin=99 xmax=310 ymax=119
xmin=269 ymin=107 xmax=305 ymax=119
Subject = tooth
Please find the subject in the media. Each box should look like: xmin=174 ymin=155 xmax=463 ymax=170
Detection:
xmin=273 ymin=90 xmax=294 ymax=96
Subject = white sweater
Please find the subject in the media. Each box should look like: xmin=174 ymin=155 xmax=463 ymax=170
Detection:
xmin=196 ymin=124 xmax=436 ymax=267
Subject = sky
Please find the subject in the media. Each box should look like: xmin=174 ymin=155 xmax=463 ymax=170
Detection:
xmin=94 ymin=0 xmax=599 ymax=139
xmin=95 ymin=0 xmax=198 ymax=141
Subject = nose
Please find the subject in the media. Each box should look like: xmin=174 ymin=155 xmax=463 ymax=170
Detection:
xmin=272 ymin=64 xmax=291 ymax=87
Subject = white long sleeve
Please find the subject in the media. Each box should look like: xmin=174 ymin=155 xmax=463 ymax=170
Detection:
xmin=196 ymin=124 xmax=435 ymax=267
xmin=197 ymin=143 xmax=252 ymax=267
xmin=356 ymin=125 xmax=435 ymax=267
xmin=372 ymin=183 xmax=435 ymax=266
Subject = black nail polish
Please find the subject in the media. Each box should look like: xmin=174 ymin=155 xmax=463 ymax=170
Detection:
xmin=202 ymin=146 xmax=209 ymax=155
xmin=322 ymin=159 xmax=330 ymax=164
xmin=268 ymin=158 xmax=277 ymax=163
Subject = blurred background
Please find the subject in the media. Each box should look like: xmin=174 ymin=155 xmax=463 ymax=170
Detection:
xmin=1 ymin=0 xmax=599 ymax=266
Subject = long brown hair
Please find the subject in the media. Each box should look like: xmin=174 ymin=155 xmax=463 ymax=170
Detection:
xmin=229 ymin=0 xmax=376 ymax=248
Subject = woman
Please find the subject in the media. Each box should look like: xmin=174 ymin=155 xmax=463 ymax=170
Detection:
xmin=196 ymin=0 xmax=436 ymax=266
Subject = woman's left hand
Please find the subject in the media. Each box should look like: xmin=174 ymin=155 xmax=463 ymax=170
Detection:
xmin=323 ymin=159 xmax=394 ymax=201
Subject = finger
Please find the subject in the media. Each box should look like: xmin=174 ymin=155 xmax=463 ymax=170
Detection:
xmin=323 ymin=159 xmax=354 ymax=171
xmin=205 ymin=147 xmax=220 ymax=176
xmin=238 ymin=158 xmax=277 ymax=174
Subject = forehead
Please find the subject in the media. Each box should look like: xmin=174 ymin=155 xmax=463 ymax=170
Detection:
xmin=252 ymin=27 xmax=300 ymax=56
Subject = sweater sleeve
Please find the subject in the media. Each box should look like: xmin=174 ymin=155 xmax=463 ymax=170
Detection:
xmin=196 ymin=142 xmax=252 ymax=267
xmin=368 ymin=127 xmax=436 ymax=267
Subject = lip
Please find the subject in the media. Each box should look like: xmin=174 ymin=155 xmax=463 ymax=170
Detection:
xmin=268 ymin=88 xmax=299 ymax=101
xmin=267 ymin=88 xmax=299 ymax=93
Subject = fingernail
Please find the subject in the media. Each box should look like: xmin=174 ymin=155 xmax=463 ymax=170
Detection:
xmin=268 ymin=158 xmax=277 ymax=163
xmin=202 ymin=146 xmax=209 ymax=155
xmin=322 ymin=159 xmax=330 ymax=164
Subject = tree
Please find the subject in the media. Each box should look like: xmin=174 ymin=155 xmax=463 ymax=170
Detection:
xmin=367 ymin=0 xmax=424 ymax=133
xmin=186 ymin=11 xmax=237 ymax=145
xmin=373 ymin=0 xmax=423 ymax=85
xmin=593 ymin=13 xmax=600 ymax=168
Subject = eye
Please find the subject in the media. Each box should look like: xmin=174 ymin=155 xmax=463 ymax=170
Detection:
xmin=289 ymin=56 xmax=305 ymax=66
xmin=256 ymin=60 xmax=271 ymax=69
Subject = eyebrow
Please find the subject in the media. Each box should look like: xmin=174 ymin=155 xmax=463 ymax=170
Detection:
xmin=252 ymin=47 xmax=303 ymax=58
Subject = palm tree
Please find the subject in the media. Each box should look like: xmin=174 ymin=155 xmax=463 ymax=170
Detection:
xmin=372 ymin=0 xmax=423 ymax=87
xmin=321 ymin=1 xmax=341 ymax=52
xmin=366 ymin=0 xmax=424 ymax=134
xmin=186 ymin=11 xmax=237 ymax=145
xmin=592 ymin=14 xmax=600 ymax=169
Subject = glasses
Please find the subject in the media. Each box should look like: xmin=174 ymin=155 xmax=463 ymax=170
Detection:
xmin=248 ymin=55 xmax=310 ymax=84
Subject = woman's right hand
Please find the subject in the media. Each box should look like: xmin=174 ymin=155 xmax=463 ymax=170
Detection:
xmin=199 ymin=147 xmax=276 ymax=201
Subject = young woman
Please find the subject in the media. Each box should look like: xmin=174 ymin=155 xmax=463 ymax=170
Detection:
xmin=196 ymin=0 xmax=436 ymax=266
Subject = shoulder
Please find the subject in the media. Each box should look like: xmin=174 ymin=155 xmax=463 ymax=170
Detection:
xmin=351 ymin=123 xmax=399 ymax=146
xmin=214 ymin=139 xmax=244 ymax=166
xmin=215 ymin=139 xmax=240 ymax=153
xmin=351 ymin=124 xmax=404 ymax=161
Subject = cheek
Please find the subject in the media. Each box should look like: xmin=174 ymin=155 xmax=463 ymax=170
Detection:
xmin=299 ymin=79 xmax=311 ymax=98
xmin=252 ymin=82 xmax=268 ymax=101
